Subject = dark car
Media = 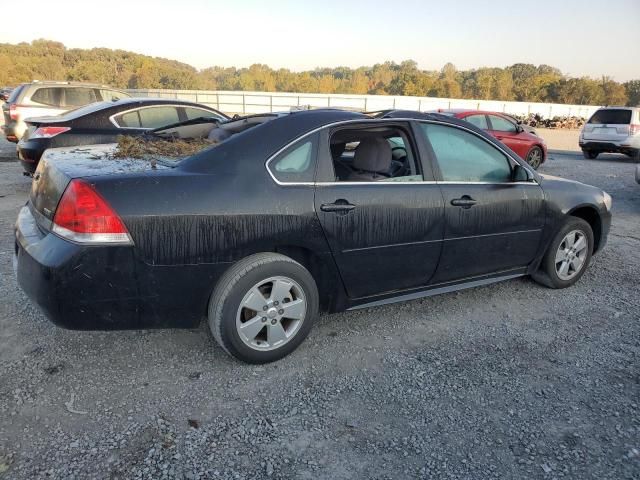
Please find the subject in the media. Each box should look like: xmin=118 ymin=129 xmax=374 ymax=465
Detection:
xmin=14 ymin=109 xmax=611 ymax=363
xmin=0 ymin=87 xmax=12 ymax=102
xmin=437 ymin=109 xmax=548 ymax=169
xmin=16 ymin=97 xmax=229 ymax=173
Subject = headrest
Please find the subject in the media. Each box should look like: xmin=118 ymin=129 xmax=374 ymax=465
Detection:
xmin=353 ymin=138 xmax=392 ymax=173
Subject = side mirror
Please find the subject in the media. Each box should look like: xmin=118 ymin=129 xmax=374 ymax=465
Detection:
xmin=515 ymin=124 xmax=524 ymax=133
xmin=512 ymin=164 xmax=530 ymax=182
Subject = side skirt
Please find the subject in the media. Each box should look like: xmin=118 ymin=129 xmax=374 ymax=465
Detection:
xmin=348 ymin=270 xmax=527 ymax=310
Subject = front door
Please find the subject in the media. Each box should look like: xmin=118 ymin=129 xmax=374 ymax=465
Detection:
xmin=314 ymin=122 xmax=445 ymax=299
xmin=417 ymin=121 xmax=545 ymax=284
xmin=486 ymin=114 xmax=530 ymax=159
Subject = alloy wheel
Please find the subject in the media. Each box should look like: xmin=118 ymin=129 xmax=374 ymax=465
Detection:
xmin=555 ymin=230 xmax=588 ymax=280
xmin=527 ymin=148 xmax=543 ymax=169
xmin=235 ymin=276 xmax=306 ymax=351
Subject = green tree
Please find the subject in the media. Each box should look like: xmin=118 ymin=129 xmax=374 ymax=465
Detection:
xmin=624 ymin=80 xmax=640 ymax=106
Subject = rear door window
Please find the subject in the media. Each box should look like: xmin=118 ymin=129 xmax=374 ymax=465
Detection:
xmin=588 ymin=109 xmax=632 ymax=125
xmin=31 ymin=88 xmax=62 ymax=107
xmin=116 ymin=110 xmax=142 ymax=128
xmin=184 ymin=107 xmax=221 ymax=120
xmin=465 ymin=114 xmax=489 ymax=129
xmin=100 ymin=89 xmax=129 ymax=102
xmin=138 ymin=106 xmax=180 ymax=128
xmin=63 ymin=87 xmax=98 ymax=107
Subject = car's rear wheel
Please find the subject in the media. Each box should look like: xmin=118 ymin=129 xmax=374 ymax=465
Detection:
xmin=208 ymin=253 xmax=318 ymax=364
xmin=525 ymin=146 xmax=544 ymax=169
xmin=531 ymin=218 xmax=594 ymax=289
xmin=582 ymin=149 xmax=598 ymax=159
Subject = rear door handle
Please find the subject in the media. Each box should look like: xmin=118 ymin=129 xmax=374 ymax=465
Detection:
xmin=450 ymin=196 xmax=477 ymax=208
xmin=320 ymin=200 xmax=356 ymax=213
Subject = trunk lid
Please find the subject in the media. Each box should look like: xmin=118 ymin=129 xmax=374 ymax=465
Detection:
xmin=29 ymin=144 xmax=172 ymax=232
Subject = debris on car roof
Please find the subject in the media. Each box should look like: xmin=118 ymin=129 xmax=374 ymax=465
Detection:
xmin=112 ymin=135 xmax=216 ymax=160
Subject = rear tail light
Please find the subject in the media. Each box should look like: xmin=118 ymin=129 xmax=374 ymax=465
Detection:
xmin=52 ymin=179 xmax=132 ymax=244
xmin=31 ymin=126 xmax=71 ymax=139
xmin=9 ymin=104 xmax=18 ymax=120
xmin=630 ymin=124 xmax=640 ymax=135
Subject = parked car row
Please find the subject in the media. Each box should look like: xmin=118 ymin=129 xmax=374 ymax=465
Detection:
xmin=17 ymin=97 xmax=228 ymax=173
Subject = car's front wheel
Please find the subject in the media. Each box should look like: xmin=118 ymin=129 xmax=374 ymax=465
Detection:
xmin=525 ymin=146 xmax=544 ymax=169
xmin=582 ymin=149 xmax=599 ymax=159
xmin=531 ymin=217 xmax=594 ymax=289
xmin=208 ymin=253 xmax=319 ymax=363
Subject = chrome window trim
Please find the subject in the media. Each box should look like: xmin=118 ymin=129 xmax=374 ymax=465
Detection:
xmin=108 ymin=104 xmax=223 ymax=129
xmin=264 ymin=118 xmax=539 ymax=187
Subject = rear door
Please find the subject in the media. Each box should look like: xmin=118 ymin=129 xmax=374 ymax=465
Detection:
xmin=583 ymin=109 xmax=632 ymax=141
xmin=417 ymin=121 xmax=545 ymax=283
xmin=486 ymin=114 xmax=529 ymax=159
xmin=313 ymin=121 xmax=445 ymax=299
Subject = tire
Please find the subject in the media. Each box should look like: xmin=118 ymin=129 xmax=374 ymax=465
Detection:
xmin=582 ymin=149 xmax=598 ymax=159
xmin=208 ymin=253 xmax=319 ymax=364
xmin=525 ymin=146 xmax=544 ymax=169
xmin=531 ymin=218 xmax=594 ymax=289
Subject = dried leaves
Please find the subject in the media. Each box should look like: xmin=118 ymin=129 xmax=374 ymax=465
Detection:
xmin=112 ymin=135 xmax=215 ymax=160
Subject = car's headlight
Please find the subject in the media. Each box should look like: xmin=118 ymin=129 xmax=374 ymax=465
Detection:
xmin=603 ymin=191 xmax=612 ymax=211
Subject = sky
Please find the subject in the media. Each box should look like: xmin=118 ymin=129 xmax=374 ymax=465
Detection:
xmin=1 ymin=0 xmax=639 ymax=81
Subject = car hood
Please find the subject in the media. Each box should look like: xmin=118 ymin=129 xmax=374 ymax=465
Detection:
xmin=538 ymin=173 xmax=581 ymax=185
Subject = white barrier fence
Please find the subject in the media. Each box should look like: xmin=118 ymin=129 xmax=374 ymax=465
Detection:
xmin=127 ymin=89 xmax=601 ymax=119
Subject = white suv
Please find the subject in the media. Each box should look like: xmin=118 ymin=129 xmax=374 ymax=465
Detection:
xmin=1 ymin=81 xmax=129 ymax=142
xmin=579 ymin=107 xmax=640 ymax=160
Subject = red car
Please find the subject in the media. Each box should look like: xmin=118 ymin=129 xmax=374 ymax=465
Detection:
xmin=438 ymin=109 xmax=547 ymax=169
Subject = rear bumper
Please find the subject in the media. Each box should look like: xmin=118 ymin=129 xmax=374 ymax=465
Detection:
xmin=2 ymin=120 xmax=25 ymax=142
xmin=17 ymin=139 xmax=46 ymax=173
xmin=14 ymin=206 xmax=229 ymax=330
xmin=579 ymin=140 xmax=639 ymax=155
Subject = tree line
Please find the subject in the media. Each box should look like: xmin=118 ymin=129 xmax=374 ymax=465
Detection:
xmin=1 ymin=40 xmax=639 ymax=106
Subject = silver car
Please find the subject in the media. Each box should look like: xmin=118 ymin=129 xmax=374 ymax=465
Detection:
xmin=1 ymin=81 xmax=129 ymax=142
xmin=579 ymin=107 xmax=640 ymax=160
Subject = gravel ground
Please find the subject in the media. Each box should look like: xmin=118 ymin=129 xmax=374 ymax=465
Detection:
xmin=0 ymin=138 xmax=639 ymax=480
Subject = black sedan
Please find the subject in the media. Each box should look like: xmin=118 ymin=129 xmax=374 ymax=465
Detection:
xmin=14 ymin=109 xmax=612 ymax=363
xmin=16 ymin=97 xmax=228 ymax=173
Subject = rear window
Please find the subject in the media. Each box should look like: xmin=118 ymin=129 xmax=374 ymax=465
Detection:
xmin=138 ymin=106 xmax=180 ymax=128
xmin=184 ymin=107 xmax=218 ymax=120
xmin=588 ymin=109 xmax=632 ymax=125
xmin=100 ymin=89 xmax=130 ymax=102
xmin=7 ymin=84 xmax=25 ymax=103
xmin=31 ymin=88 xmax=61 ymax=107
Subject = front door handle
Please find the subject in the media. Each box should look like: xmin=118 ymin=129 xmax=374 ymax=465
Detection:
xmin=320 ymin=200 xmax=356 ymax=213
xmin=450 ymin=196 xmax=477 ymax=209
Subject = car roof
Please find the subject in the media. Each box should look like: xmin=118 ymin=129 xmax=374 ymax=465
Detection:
xmin=181 ymin=108 xmax=510 ymax=174
xmin=594 ymin=106 xmax=636 ymax=110
xmin=26 ymin=97 xmax=224 ymax=124
xmin=436 ymin=108 xmax=510 ymax=116
xmin=23 ymin=81 xmax=125 ymax=89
